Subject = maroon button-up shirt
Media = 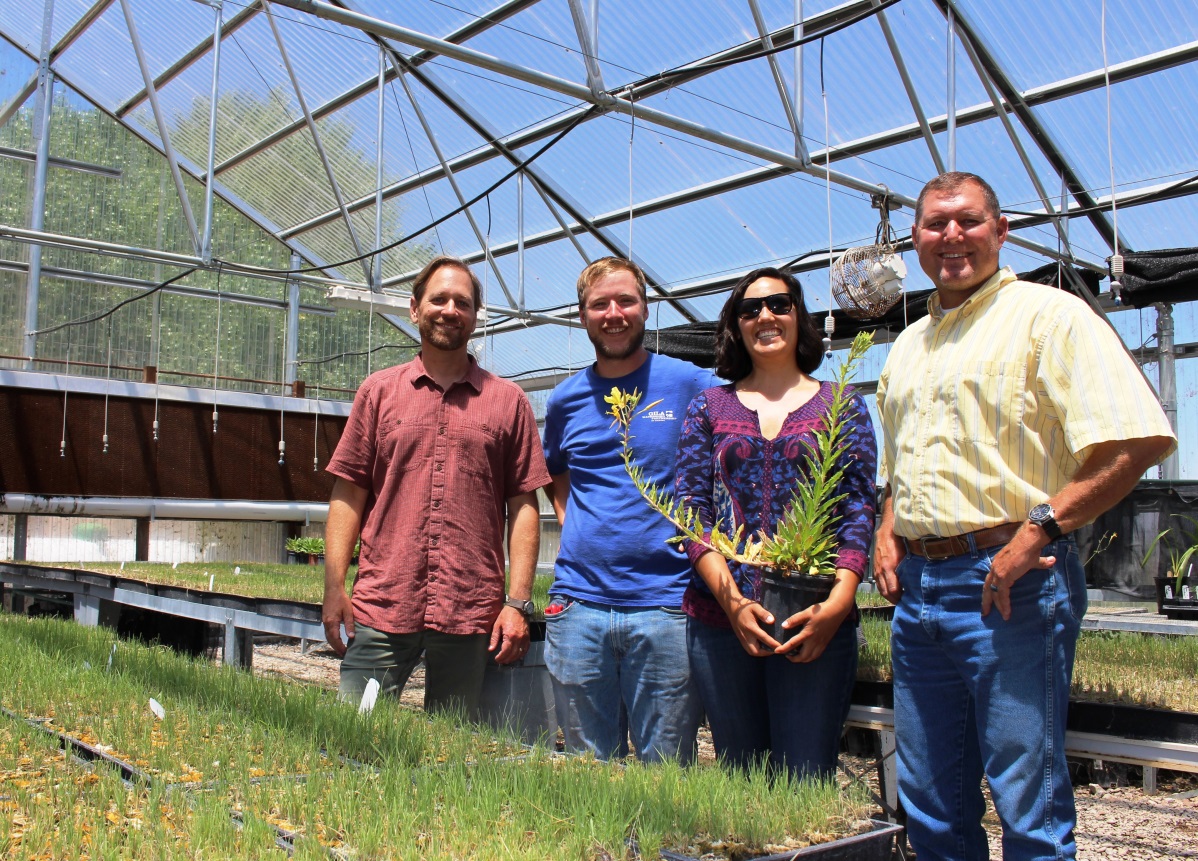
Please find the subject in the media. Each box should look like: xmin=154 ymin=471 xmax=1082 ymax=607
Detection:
xmin=327 ymin=355 xmax=549 ymax=636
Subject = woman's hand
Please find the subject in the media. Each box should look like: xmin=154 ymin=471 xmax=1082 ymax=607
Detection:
xmin=728 ymin=597 xmax=780 ymax=657
xmin=774 ymin=569 xmax=859 ymax=663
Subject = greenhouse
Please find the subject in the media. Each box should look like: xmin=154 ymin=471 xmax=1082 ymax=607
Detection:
xmin=2 ymin=0 xmax=1197 ymax=858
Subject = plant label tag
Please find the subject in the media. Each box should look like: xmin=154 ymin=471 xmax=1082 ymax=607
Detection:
xmin=209 ymin=575 xmax=214 ymax=591
xmin=234 ymin=566 xmax=241 ymax=575
xmin=1165 ymin=585 xmax=1174 ymax=599
xmin=359 ymin=678 xmax=380 ymax=714
xmin=106 ymin=643 xmax=117 ymax=672
xmin=149 ymin=698 xmax=165 ymax=720
xmin=172 ymin=562 xmax=178 ymax=569
xmin=1184 ymin=585 xmax=1194 ymax=601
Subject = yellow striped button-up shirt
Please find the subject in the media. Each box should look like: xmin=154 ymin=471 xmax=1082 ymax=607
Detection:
xmin=876 ymin=267 xmax=1176 ymax=540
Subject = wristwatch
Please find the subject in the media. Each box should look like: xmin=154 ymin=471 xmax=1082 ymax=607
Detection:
xmin=504 ymin=596 xmax=535 ymax=618
xmin=1028 ymin=503 xmax=1062 ymax=541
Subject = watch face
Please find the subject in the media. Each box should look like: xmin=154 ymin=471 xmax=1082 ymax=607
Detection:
xmin=1030 ymin=503 xmax=1053 ymax=522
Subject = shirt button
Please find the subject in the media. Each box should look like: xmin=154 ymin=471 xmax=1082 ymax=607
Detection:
xmin=435 ymin=462 xmax=443 ymax=471
xmin=438 ymin=426 xmax=446 ymax=435
xmin=432 ymin=500 xmax=441 ymax=509
xmin=430 ymin=537 xmax=439 ymax=546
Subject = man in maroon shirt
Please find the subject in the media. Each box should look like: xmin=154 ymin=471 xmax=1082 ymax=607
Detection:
xmin=322 ymin=255 xmax=550 ymax=715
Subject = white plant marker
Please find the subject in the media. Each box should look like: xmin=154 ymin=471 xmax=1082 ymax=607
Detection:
xmin=208 ymin=574 xmax=214 ymax=591
xmin=119 ymin=561 xmax=125 ymax=571
xmin=358 ymin=678 xmax=380 ymax=714
xmin=106 ymin=643 xmax=117 ymax=672
xmin=234 ymin=566 xmax=241 ymax=575
xmin=149 ymin=698 xmax=165 ymax=720
xmin=172 ymin=562 xmax=178 ymax=570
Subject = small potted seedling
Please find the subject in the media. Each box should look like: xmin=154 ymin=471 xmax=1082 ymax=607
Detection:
xmin=1141 ymin=515 xmax=1198 ymax=619
xmin=609 ymin=331 xmax=873 ymax=642
xmin=284 ymin=536 xmax=305 ymax=565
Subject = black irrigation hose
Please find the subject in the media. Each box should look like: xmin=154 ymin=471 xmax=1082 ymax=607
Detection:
xmin=27 ymin=265 xmax=201 ymax=338
xmin=627 ymin=0 xmax=906 ymax=91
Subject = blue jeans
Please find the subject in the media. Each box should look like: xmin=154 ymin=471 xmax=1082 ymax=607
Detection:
xmin=545 ymin=598 xmax=701 ymax=763
xmin=687 ymin=616 xmax=857 ymax=780
xmin=892 ymin=537 xmax=1085 ymax=861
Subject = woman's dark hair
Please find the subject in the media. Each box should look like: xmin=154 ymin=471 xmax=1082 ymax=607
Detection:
xmin=714 ymin=267 xmax=823 ymax=381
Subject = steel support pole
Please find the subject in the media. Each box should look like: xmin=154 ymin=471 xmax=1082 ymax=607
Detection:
xmin=517 ymin=170 xmax=525 ymax=312
xmin=374 ymin=47 xmax=385 ymax=292
xmin=794 ymin=0 xmax=807 ymax=161
xmin=23 ymin=0 xmax=55 ymax=368
xmin=566 ymin=0 xmax=605 ymax=99
xmin=284 ymin=253 xmax=301 ymax=387
xmin=390 ymin=57 xmax=518 ymax=307
xmin=1156 ymin=303 xmax=1179 ymax=481
xmin=201 ymin=1 xmax=224 ymax=264
xmin=876 ymin=3 xmax=945 ymax=174
xmin=747 ymin=0 xmax=802 ymax=149
xmin=946 ymin=5 xmax=956 ymax=172
xmin=119 ymin=0 xmax=200 ymax=253
xmin=262 ymin=0 xmax=374 ymax=285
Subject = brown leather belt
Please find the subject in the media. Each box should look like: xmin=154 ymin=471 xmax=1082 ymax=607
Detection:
xmin=904 ymin=522 xmax=1022 ymax=561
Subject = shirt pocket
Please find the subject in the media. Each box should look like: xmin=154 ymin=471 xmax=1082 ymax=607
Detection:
xmin=948 ymin=360 xmax=1026 ymax=448
xmin=456 ymin=420 xmax=504 ymax=478
xmin=378 ymin=417 xmax=431 ymax=466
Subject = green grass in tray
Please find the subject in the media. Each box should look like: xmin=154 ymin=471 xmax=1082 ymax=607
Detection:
xmin=856 ymin=612 xmax=1198 ymax=713
xmin=0 ymin=615 xmax=874 ymax=859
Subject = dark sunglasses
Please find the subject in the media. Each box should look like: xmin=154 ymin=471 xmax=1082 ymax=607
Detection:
xmin=735 ymin=292 xmax=795 ymax=320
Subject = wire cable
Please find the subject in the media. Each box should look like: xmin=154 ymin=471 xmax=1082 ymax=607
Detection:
xmin=217 ymin=104 xmax=600 ymax=279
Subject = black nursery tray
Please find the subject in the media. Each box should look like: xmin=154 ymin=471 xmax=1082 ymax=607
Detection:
xmin=659 ymin=820 xmax=903 ymax=861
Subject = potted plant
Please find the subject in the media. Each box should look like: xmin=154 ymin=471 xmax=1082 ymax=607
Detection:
xmin=609 ymin=331 xmax=873 ymax=642
xmin=284 ymin=536 xmax=305 ymax=565
xmin=1142 ymin=515 xmax=1198 ymax=619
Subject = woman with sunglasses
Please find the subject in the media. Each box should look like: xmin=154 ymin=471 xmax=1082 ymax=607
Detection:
xmin=673 ymin=266 xmax=877 ymax=780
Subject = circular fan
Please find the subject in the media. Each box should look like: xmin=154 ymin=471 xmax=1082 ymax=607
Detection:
xmin=830 ymin=190 xmax=906 ymax=319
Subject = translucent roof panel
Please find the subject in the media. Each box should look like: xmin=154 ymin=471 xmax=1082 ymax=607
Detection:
xmin=0 ymin=0 xmax=1195 ymax=483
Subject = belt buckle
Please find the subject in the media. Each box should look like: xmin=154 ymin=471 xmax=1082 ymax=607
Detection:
xmin=918 ymin=536 xmax=950 ymax=562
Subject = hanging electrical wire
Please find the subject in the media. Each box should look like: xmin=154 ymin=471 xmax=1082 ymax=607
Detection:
xmin=820 ymin=37 xmax=835 ymax=358
xmin=59 ymin=342 xmax=70 ymax=459
xmin=212 ymin=264 xmax=223 ymax=434
xmin=102 ymin=318 xmax=113 ymax=454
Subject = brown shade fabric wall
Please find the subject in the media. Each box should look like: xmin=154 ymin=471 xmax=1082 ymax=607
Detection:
xmin=0 ymin=387 xmax=344 ymax=502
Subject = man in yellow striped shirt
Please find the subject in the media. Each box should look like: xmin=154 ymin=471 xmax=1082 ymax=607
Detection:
xmin=874 ymin=172 xmax=1175 ymax=861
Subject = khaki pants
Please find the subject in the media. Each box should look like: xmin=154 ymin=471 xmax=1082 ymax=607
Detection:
xmin=338 ymin=623 xmax=489 ymax=718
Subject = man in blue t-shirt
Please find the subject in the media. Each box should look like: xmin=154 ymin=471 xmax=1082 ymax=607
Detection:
xmin=543 ymin=257 xmax=717 ymax=763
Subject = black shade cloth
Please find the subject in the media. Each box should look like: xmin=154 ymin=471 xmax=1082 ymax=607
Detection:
xmin=645 ymin=264 xmax=1107 ymax=368
xmin=1119 ymin=247 xmax=1198 ymax=307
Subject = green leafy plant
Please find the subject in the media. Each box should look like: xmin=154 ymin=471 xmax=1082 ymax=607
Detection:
xmin=1140 ymin=515 xmax=1198 ymax=595
xmin=608 ymin=330 xmax=873 ymax=578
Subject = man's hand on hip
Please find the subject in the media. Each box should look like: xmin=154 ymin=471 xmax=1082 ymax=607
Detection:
xmin=489 ymin=606 xmax=531 ymax=665
xmin=873 ymin=524 xmax=906 ymax=604
xmin=982 ymin=524 xmax=1055 ymax=622
xmin=322 ymin=588 xmax=355 ymax=657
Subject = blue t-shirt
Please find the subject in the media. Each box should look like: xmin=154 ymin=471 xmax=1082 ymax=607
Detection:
xmin=543 ymin=352 xmax=718 ymax=606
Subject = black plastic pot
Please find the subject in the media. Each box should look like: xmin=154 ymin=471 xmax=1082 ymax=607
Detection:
xmin=659 ymin=819 xmax=903 ymax=861
xmin=758 ymin=571 xmax=835 ymax=643
xmin=1155 ymin=575 xmax=1198 ymax=619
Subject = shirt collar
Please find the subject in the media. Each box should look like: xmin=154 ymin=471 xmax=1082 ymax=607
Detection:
xmin=411 ymin=352 xmax=483 ymax=393
xmin=926 ymin=266 xmax=1016 ymax=322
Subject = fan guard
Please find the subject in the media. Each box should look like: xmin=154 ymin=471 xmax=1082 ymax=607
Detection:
xmin=830 ymin=191 xmax=906 ymax=320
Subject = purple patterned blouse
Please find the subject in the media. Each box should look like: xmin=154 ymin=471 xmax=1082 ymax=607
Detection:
xmin=674 ymin=382 xmax=878 ymax=628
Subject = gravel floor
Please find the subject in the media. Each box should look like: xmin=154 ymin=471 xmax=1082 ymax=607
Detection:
xmin=251 ymin=639 xmax=1198 ymax=860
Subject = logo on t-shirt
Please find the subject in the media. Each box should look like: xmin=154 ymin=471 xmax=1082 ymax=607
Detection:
xmin=643 ymin=408 xmax=676 ymax=422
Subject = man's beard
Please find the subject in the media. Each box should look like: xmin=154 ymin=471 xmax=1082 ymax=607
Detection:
xmin=587 ymin=320 xmax=644 ymax=360
xmin=420 ymin=317 xmax=470 ymax=351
